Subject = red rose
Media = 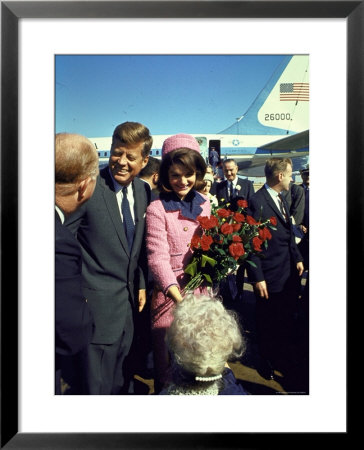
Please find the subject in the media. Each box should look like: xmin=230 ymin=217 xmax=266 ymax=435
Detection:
xmin=200 ymin=234 xmax=213 ymax=251
xmin=252 ymin=236 xmax=263 ymax=252
xmin=232 ymin=234 xmax=242 ymax=242
xmin=198 ymin=216 xmax=218 ymax=230
xmin=237 ymin=199 xmax=248 ymax=208
xmin=220 ymin=223 xmax=234 ymax=235
xmin=191 ymin=235 xmax=200 ymax=249
xmin=217 ymin=208 xmax=231 ymax=218
xmin=207 ymin=216 xmax=219 ymax=229
xmin=229 ymin=242 xmax=245 ymax=260
xmin=232 ymin=223 xmax=242 ymax=232
xmin=270 ymin=216 xmax=277 ymax=226
xmin=246 ymin=215 xmax=257 ymax=225
xmin=258 ymin=227 xmax=272 ymax=241
xmin=197 ymin=216 xmax=210 ymax=229
xmin=233 ymin=212 xmax=246 ymax=223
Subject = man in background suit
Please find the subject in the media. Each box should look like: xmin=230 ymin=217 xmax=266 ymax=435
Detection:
xmin=215 ymin=158 xmax=255 ymax=307
xmin=298 ymin=165 xmax=309 ymax=270
xmin=55 ymin=133 xmax=99 ymax=394
xmin=246 ymin=157 xmax=305 ymax=388
xmin=215 ymin=158 xmax=255 ymax=209
xmin=138 ymin=155 xmax=160 ymax=202
xmin=66 ymin=122 xmax=153 ymax=394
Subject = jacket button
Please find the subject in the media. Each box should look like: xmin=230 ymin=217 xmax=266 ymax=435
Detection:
xmin=183 ymin=227 xmax=188 ymax=231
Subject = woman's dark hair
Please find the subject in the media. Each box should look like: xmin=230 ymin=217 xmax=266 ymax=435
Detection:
xmin=158 ymin=148 xmax=207 ymax=193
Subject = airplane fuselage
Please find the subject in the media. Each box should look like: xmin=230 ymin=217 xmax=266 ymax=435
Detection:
xmin=93 ymin=132 xmax=308 ymax=174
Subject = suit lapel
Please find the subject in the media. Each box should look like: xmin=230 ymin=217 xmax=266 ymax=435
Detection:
xmin=223 ymin=180 xmax=229 ymax=201
xmin=236 ymin=179 xmax=243 ymax=198
xmin=100 ymin=169 xmax=131 ymax=255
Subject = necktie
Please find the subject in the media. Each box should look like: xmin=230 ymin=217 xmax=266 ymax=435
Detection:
xmin=278 ymin=193 xmax=288 ymax=222
xmin=229 ymin=182 xmax=234 ymax=200
xmin=122 ymin=186 xmax=135 ymax=251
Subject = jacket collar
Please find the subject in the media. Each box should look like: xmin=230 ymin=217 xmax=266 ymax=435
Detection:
xmin=160 ymin=190 xmax=205 ymax=220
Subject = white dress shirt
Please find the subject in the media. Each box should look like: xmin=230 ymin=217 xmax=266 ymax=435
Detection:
xmin=109 ymin=169 xmax=135 ymax=223
xmin=264 ymin=184 xmax=287 ymax=220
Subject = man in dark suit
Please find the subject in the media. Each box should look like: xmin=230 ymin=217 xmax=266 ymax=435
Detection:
xmin=282 ymin=182 xmax=305 ymax=226
xmin=246 ymin=157 xmax=304 ymax=385
xmin=138 ymin=155 xmax=160 ymax=202
xmin=215 ymin=158 xmax=255 ymax=209
xmin=66 ymin=122 xmax=153 ymax=394
xmin=55 ymin=133 xmax=99 ymax=394
xmin=298 ymin=165 xmax=309 ymax=270
xmin=215 ymin=159 xmax=255 ymax=306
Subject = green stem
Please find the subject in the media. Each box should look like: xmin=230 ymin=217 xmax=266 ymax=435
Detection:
xmin=182 ymin=273 xmax=204 ymax=296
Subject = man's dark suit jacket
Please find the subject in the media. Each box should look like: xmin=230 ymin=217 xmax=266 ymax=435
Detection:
xmin=215 ymin=177 xmax=255 ymax=209
xmin=55 ymin=211 xmax=94 ymax=359
xmin=246 ymin=186 xmax=303 ymax=293
xmin=281 ymin=183 xmax=305 ymax=225
xmin=65 ymin=166 xmax=149 ymax=345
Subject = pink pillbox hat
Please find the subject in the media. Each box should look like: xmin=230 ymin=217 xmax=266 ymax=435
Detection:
xmin=162 ymin=133 xmax=200 ymax=158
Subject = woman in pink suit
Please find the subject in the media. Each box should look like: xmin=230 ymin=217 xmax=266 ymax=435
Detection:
xmin=146 ymin=134 xmax=211 ymax=392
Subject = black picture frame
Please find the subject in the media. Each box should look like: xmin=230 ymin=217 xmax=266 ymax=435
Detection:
xmin=1 ymin=1 xmax=357 ymax=448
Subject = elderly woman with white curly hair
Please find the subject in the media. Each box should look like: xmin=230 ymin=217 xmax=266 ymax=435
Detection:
xmin=159 ymin=293 xmax=249 ymax=395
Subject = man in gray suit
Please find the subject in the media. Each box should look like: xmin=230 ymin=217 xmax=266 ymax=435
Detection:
xmin=66 ymin=122 xmax=153 ymax=394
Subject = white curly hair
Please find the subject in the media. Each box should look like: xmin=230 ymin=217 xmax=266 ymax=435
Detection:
xmin=166 ymin=293 xmax=245 ymax=379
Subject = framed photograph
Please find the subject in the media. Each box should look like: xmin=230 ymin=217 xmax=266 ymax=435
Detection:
xmin=2 ymin=0 xmax=357 ymax=447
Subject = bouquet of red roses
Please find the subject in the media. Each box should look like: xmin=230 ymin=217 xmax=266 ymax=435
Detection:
xmin=183 ymin=199 xmax=277 ymax=293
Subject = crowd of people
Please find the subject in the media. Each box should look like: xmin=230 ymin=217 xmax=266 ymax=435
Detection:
xmin=55 ymin=121 xmax=309 ymax=395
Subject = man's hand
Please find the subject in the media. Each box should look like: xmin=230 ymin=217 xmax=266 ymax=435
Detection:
xmin=300 ymin=224 xmax=307 ymax=234
xmin=138 ymin=289 xmax=146 ymax=312
xmin=254 ymin=280 xmax=269 ymax=299
xmin=297 ymin=262 xmax=304 ymax=277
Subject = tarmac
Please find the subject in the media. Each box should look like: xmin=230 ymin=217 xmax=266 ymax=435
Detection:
xmin=134 ymin=271 xmax=309 ymax=395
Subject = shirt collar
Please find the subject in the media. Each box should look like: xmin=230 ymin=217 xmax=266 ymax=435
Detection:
xmin=265 ymin=184 xmax=284 ymax=202
xmin=55 ymin=205 xmax=65 ymax=224
xmin=160 ymin=190 xmax=206 ymax=220
xmin=265 ymin=183 xmax=278 ymax=196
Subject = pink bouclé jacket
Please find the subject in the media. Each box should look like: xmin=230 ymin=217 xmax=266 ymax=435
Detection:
xmin=146 ymin=192 xmax=211 ymax=329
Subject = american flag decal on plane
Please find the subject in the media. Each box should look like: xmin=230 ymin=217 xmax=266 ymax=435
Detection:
xmin=280 ymin=83 xmax=309 ymax=101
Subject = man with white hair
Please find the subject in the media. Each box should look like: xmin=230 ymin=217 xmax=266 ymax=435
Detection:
xmin=215 ymin=158 xmax=254 ymax=209
xmin=55 ymin=132 xmax=99 ymax=394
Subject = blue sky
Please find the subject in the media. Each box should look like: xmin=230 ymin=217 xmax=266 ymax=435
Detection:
xmin=55 ymin=54 xmax=287 ymax=137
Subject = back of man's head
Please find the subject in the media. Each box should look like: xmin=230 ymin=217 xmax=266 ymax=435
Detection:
xmin=264 ymin=157 xmax=292 ymax=182
xmin=55 ymin=133 xmax=99 ymax=196
xmin=139 ymin=156 xmax=160 ymax=179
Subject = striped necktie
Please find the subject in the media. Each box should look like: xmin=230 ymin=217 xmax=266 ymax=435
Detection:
xmin=122 ymin=186 xmax=135 ymax=251
xmin=278 ymin=193 xmax=288 ymax=222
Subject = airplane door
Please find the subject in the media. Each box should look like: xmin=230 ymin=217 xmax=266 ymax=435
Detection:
xmin=209 ymin=140 xmax=221 ymax=163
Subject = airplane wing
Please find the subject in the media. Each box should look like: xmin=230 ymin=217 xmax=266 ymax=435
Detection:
xmin=257 ymin=129 xmax=309 ymax=152
xmin=237 ymin=130 xmax=309 ymax=176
